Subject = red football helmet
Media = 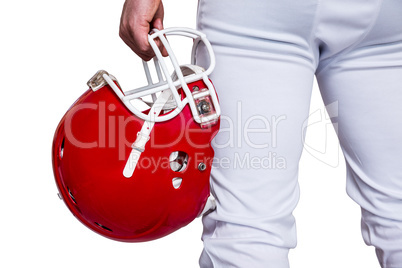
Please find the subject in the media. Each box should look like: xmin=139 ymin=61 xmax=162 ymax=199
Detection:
xmin=52 ymin=28 xmax=220 ymax=242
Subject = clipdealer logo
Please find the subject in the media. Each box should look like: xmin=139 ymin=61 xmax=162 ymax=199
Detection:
xmin=63 ymin=99 xmax=340 ymax=170
xmin=302 ymin=101 xmax=341 ymax=168
xmin=210 ymin=152 xmax=287 ymax=170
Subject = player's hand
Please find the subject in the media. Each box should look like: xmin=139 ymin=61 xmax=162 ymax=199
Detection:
xmin=119 ymin=0 xmax=168 ymax=61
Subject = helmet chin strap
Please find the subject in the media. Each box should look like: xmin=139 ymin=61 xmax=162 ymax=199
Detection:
xmin=122 ymin=89 xmax=173 ymax=178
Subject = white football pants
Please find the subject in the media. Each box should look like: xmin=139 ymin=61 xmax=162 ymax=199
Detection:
xmin=195 ymin=0 xmax=402 ymax=267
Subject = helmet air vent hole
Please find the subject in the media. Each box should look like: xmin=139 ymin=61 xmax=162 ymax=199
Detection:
xmin=169 ymin=151 xmax=189 ymax=172
xmin=95 ymin=222 xmax=113 ymax=232
xmin=67 ymin=187 xmax=77 ymax=204
xmin=172 ymin=177 xmax=183 ymax=189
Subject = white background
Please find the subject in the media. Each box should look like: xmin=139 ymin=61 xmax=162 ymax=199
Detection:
xmin=0 ymin=0 xmax=379 ymax=267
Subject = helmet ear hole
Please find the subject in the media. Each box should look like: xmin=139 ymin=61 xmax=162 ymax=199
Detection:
xmin=169 ymin=151 xmax=189 ymax=172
